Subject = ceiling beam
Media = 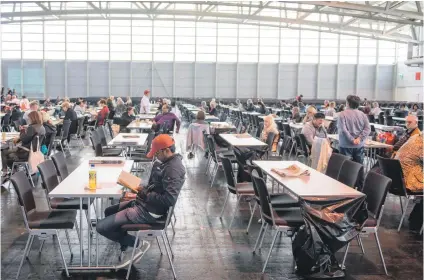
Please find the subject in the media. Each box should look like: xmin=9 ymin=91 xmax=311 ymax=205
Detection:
xmin=416 ymin=1 xmax=422 ymax=14
xmin=35 ymin=2 xmax=49 ymax=12
xmin=242 ymin=1 xmax=271 ymax=23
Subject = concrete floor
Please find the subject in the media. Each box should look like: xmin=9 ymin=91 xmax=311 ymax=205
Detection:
xmin=1 ymin=125 xmax=423 ymax=280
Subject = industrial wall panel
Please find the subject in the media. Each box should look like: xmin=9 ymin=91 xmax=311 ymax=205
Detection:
xmin=195 ymin=63 xmax=215 ymax=98
xmin=298 ymin=64 xmax=317 ymax=99
xmin=278 ymin=64 xmax=298 ymax=100
xmin=88 ymin=61 xmax=108 ymax=97
xmin=22 ymin=60 xmax=44 ymax=98
xmin=217 ymin=63 xmax=236 ymax=98
xmin=175 ymin=62 xmax=194 ymax=98
xmin=152 ymin=62 xmax=173 ymax=98
xmin=238 ymin=63 xmax=257 ymax=98
xmin=319 ymin=64 xmax=337 ymax=99
xmin=258 ymin=64 xmax=278 ymax=99
xmin=377 ymin=65 xmax=394 ymax=100
xmin=45 ymin=61 xmax=65 ymax=99
xmin=110 ymin=61 xmax=130 ymax=97
xmin=67 ymin=61 xmax=87 ymax=98
xmin=338 ymin=64 xmax=356 ymax=99
xmin=1 ymin=60 xmax=22 ymax=95
xmin=131 ymin=62 xmax=152 ymax=98
xmin=357 ymin=65 xmax=375 ymax=100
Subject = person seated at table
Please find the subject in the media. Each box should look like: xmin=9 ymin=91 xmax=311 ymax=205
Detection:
xmin=370 ymin=102 xmax=382 ymax=118
xmin=260 ymin=115 xmax=279 ymax=152
xmin=323 ymin=100 xmax=329 ymax=110
xmin=43 ymin=97 xmax=52 ymax=108
xmin=121 ymin=106 xmax=136 ymax=128
xmin=90 ymin=99 xmax=109 ymax=127
xmin=236 ymin=99 xmax=245 ymax=111
xmin=96 ymin=134 xmax=186 ymax=262
xmin=301 ymin=112 xmax=328 ymax=147
xmin=115 ymin=97 xmax=126 ymax=116
xmin=187 ymin=111 xmax=209 ymax=159
xmin=22 ymin=101 xmax=39 ymax=124
xmin=258 ymin=99 xmax=266 ymax=114
xmin=246 ymin=99 xmax=255 ymax=112
xmin=388 ymin=115 xmax=421 ymax=157
xmin=73 ymin=101 xmax=84 ymax=117
xmin=338 ymin=104 xmax=345 ymax=112
xmin=19 ymin=96 xmax=30 ymax=111
xmin=209 ymin=100 xmax=217 ymax=116
xmin=200 ymin=101 xmax=209 ymax=112
xmin=298 ymin=102 xmax=306 ymax=113
xmin=126 ymin=96 xmax=132 ymax=106
xmin=153 ymin=104 xmax=180 ymax=133
xmin=410 ymin=104 xmax=423 ymax=116
xmin=303 ymin=105 xmax=317 ymax=124
xmin=1 ymin=111 xmax=46 ymax=175
xmin=363 ymin=103 xmax=371 ymax=115
xmin=397 ymin=104 xmax=409 ymax=117
xmin=41 ymin=111 xmax=57 ymax=148
xmin=291 ymin=106 xmax=302 ymax=123
xmin=10 ymin=105 xmax=22 ymax=124
xmin=106 ymin=97 xmax=115 ymax=113
xmin=325 ymin=101 xmax=337 ymax=117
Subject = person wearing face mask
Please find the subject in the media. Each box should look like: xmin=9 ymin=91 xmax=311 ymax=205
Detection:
xmin=301 ymin=112 xmax=328 ymax=147
xmin=96 ymin=134 xmax=185 ymax=264
xmin=389 ymin=115 xmax=421 ymax=157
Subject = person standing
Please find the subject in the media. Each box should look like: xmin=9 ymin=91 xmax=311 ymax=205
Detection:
xmin=337 ymin=95 xmax=370 ymax=164
xmin=140 ymin=89 xmax=151 ymax=114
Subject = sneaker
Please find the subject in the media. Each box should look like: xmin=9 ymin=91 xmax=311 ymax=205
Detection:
xmin=118 ymin=240 xmax=150 ymax=267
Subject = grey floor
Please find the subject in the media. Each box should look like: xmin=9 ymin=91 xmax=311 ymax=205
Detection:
xmin=1 ymin=124 xmax=423 ymax=280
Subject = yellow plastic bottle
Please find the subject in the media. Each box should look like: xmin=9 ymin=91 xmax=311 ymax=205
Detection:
xmin=88 ymin=164 xmax=97 ymax=190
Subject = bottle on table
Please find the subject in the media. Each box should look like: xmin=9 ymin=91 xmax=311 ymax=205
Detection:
xmin=88 ymin=164 xmax=97 ymax=190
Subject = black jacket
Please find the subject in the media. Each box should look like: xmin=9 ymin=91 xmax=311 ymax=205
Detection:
xmin=136 ymin=154 xmax=186 ymax=216
xmin=42 ymin=122 xmax=57 ymax=146
xmin=121 ymin=112 xmax=136 ymax=126
xmin=64 ymin=108 xmax=78 ymax=134
xmin=11 ymin=108 xmax=23 ymax=122
xmin=19 ymin=124 xmax=46 ymax=151
xmin=258 ymin=103 xmax=266 ymax=114
xmin=246 ymin=103 xmax=255 ymax=112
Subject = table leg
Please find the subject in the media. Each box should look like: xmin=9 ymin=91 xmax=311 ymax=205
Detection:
xmin=80 ymin=198 xmax=83 ymax=266
xmin=96 ymin=197 xmax=99 ymax=267
xmin=88 ymin=197 xmax=91 ymax=267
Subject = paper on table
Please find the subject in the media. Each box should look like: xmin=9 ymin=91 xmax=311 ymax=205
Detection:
xmin=88 ymin=159 xmax=124 ymax=166
xmin=271 ymin=164 xmax=310 ymax=177
xmin=117 ymin=171 xmax=141 ymax=193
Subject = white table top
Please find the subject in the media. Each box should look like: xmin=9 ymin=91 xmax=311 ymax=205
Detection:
xmin=325 ymin=116 xmax=336 ymax=121
xmin=258 ymin=115 xmax=283 ymax=122
xmin=127 ymin=120 xmax=153 ymax=130
xmin=289 ymin=123 xmax=304 ymax=130
xmin=392 ymin=117 xmax=406 ymax=122
xmin=188 ymin=108 xmax=200 ymax=111
xmin=49 ymin=158 xmax=134 ymax=198
xmin=328 ymin=134 xmax=393 ymax=148
xmin=229 ymin=108 xmax=240 ymax=111
xmin=136 ymin=114 xmax=155 ymax=120
xmin=371 ymin=123 xmax=403 ymax=132
xmin=108 ymin=133 xmax=148 ymax=146
xmin=219 ymin=133 xmax=268 ymax=147
xmin=272 ymin=108 xmax=283 ymax=112
xmin=242 ymin=112 xmax=262 ymax=115
xmin=1 ymin=132 xmax=20 ymax=142
xmin=210 ymin=122 xmax=235 ymax=129
xmin=253 ymin=160 xmax=364 ymax=198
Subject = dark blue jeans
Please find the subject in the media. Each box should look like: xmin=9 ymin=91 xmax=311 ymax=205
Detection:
xmin=96 ymin=200 xmax=156 ymax=250
xmin=339 ymin=146 xmax=365 ymax=189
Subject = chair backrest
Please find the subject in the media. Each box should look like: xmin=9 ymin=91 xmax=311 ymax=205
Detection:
xmin=298 ymin=133 xmax=310 ymax=155
xmin=325 ymin=153 xmax=349 ymax=180
xmin=337 ymin=159 xmax=363 ymax=188
xmin=266 ymin=132 xmax=275 ymax=150
xmin=377 ymin=156 xmax=407 ymax=197
xmin=251 ymin=170 xmax=273 ymax=226
xmin=90 ymin=130 xmax=103 ymax=156
xmin=76 ymin=116 xmax=86 ymax=135
xmin=46 ymin=131 xmax=56 ymax=156
xmin=367 ymin=114 xmax=375 ymax=123
xmin=362 ymin=171 xmax=391 ymax=221
xmin=145 ymin=132 xmax=155 ymax=153
xmin=386 ymin=115 xmax=394 ymax=126
xmin=283 ymin=123 xmax=291 ymax=138
xmin=378 ymin=112 xmax=385 ymax=124
xmin=51 ymin=152 xmax=69 ymax=180
xmin=61 ymin=119 xmax=72 ymax=139
xmin=206 ymin=135 xmax=218 ymax=163
xmin=96 ymin=127 xmax=108 ymax=146
xmin=106 ymin=121 xmax=114 ymax=139
xmin=37 ymin=160 xmax=60 ymax=193
xmin=10 ymin=171 xmax=37 ymax=216
xmin=246 ymin=163 xmax=264 ymax=203
xmin=219 ymin=155 xmax=236 ymax=193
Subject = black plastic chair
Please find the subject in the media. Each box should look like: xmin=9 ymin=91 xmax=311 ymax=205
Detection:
xmin=53 ymin=119 xmax=72 ymax=155
xmin=342 ymin=171 xmax=391 ymax=275
xmin=337 ymin=159 xmax=364 ymax=189
xmin=367 ymin=114 xmax=375 ymax=124
xmin=51 ymin=152 xmax=69 ymax=181
xmin=10 ymin=171 xmax=77 ymax=279
xmin=378 ymin=156 xmax=423 ymax=232
xmin=206 ymin=135 xmax=237 ymax=187
xmin=251 ymin=170 xmax=303 ymax=272
xmin=325 ymin=153 xmax=350 ymax=180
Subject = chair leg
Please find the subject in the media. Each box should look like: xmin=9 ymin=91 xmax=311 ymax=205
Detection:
xmin=258 ymin=224 xmax=268 ymax=250
xmin=398 ymin=198 xmax=410 ymax=232
xmin=156 ymin=237 xmax=163 ymax=255
xmin=75 ymin=221 xmax=81 ymax=243
xmin=341 ymin=242 xmax=350 ymax=269
xmin=210 ymin=165 xmax=219 ymax=187
xmin=246 ymin=202 xmax=257 ymax=234
xmin=65 ymin=229 xmax=73 ymax=256
xmin=125 ymin=232 xmax=140 ymax=280
xmin=162 ymin=231 xmax=177 ymax=280
xmin=164 ymin=232 xmax=174 ymax=257
xmin=399 ymin=196 xmax=404 ymax=214
xmin=228 ymin=195 xmax=242 ymax=229
xmin=38 ymin=240 xmax=45 ymax=254
xmin=375 ymin=232 xmax=388 ymax=275
xmin=25 ymin=235 xmax=35 ymax=258
xmin=262 ymin=229 xmax=279 ymax=273
xmin=357 ymin=235 xmax=365 ymax=254
xmin=25 ymin=164 xmax=36 ymax=188
xmin=253 ymin=221 xmax=265 ymax=253
xmin=55 ymin=232 xmax=70 ymax=277
xmin=219 ymin=192 xmax=230 ymax=218
xmin=16 ymin=234 xmax=33 ymax=279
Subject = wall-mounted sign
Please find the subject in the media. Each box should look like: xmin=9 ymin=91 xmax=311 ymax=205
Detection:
xmin=415 ymin=72 xmax=421 ymax=81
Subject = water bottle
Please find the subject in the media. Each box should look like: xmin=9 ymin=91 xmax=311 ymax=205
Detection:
xmin=88 ymin=164 xmax=97 ymax=190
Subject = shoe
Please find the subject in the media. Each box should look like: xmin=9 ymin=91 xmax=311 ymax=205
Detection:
xmin=118 ymin=240 xmax=151 ymax=267
xmin=187 ymin=152 xmax=194 ymax=159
